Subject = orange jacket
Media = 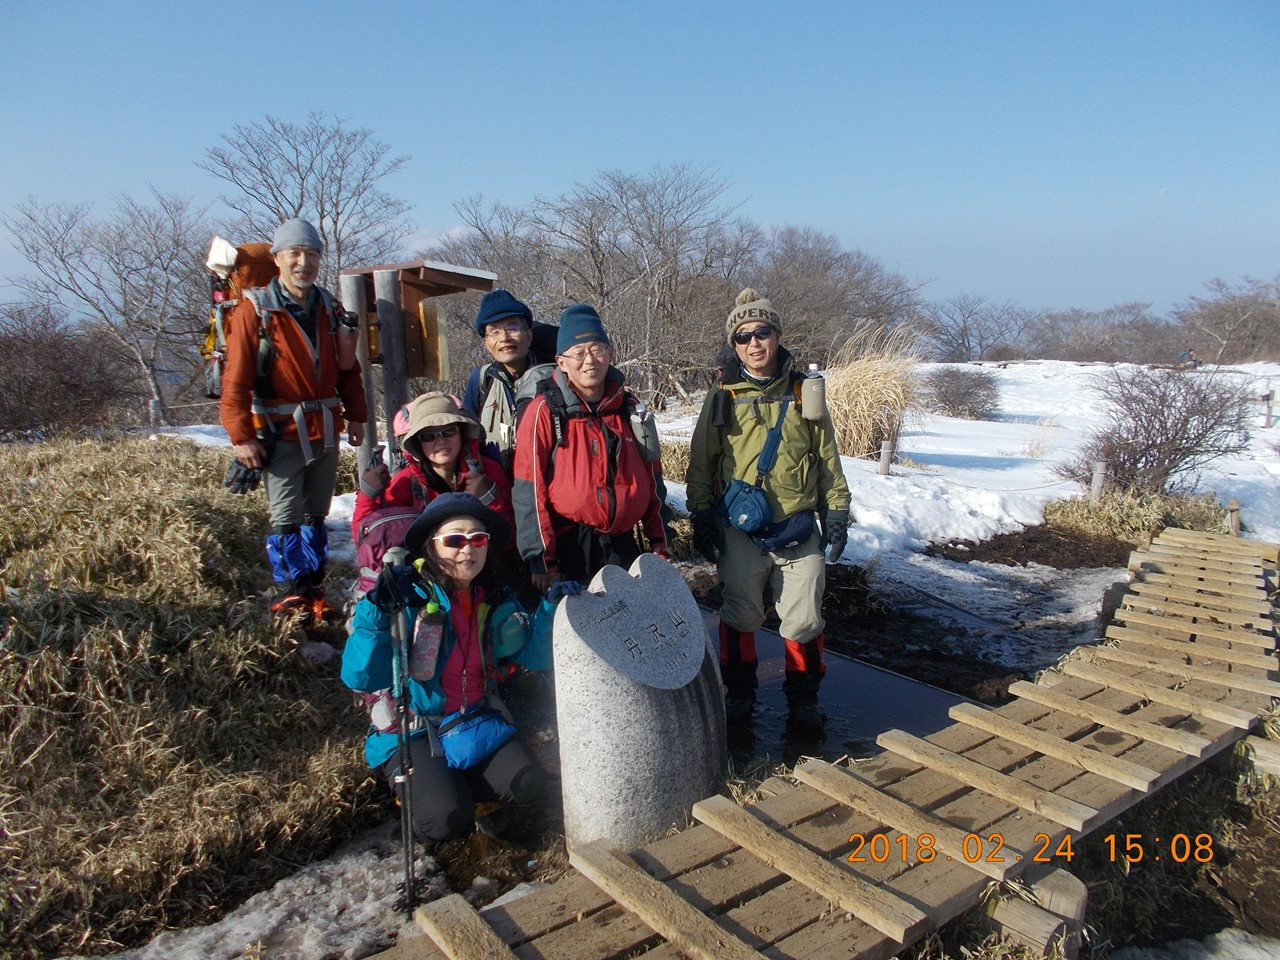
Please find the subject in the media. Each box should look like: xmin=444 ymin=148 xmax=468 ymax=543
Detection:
xmin=218 ymin=281 xmax=367 ymax=446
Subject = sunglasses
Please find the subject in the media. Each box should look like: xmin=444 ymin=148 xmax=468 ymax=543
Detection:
xmin=416 ymin=424 xmax=460 ymax=443
xmin=733 ymin=326 xmax=776 ymax=345
xmin=432 ymin=531 xmax=491 ymax=550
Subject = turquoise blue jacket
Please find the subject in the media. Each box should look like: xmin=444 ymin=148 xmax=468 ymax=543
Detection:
xmin=341 ymin=579 xmax=554 ymax=769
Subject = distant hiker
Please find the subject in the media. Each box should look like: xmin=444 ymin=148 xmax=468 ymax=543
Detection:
xmin=353 ymin=391 xmax=513 ymax=534
xmin=685 ymin=288 xmax=851 ymax=735
xmin=1177 ymin=348 xmax=1199 ymax=370
xmin=219 ymin=217 xmax=366 ymax=620
xmin=512 ymin=304 xmax=670 ymax=593
xmin=461 ymin=290 xmax=557 ymax=471
xmin=342 ymin=493 xmax=578 ymax=844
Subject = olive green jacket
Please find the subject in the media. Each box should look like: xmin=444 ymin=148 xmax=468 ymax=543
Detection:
xmin=686 ymin=350 xmax=851 ymax=521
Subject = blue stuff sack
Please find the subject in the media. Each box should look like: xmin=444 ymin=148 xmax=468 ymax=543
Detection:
xmin=436 ymin=706 xmax=517 ymax=770
xmin=717 ymin=478 xmax=773 ymax=534
xmin=751 ymin=510 xmax=816 ymax=553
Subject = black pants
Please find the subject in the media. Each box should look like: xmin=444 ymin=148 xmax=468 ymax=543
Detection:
xmin=556 ymin=525 xmax=642 ymax=583
xmin=381 ymin=735 xmax=545 ymax=844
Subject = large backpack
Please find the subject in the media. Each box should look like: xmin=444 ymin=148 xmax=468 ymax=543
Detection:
xmin=352 ymin=505 xmax=423 ymax=600
xmin=201 ymin=240 xmax=279 ymax=399
xmin=513 ymin=364 xmax=660 ymax=462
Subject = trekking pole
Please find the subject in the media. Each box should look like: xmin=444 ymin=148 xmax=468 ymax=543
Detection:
xmin=385 ymin=548 xmax=417 ymax=915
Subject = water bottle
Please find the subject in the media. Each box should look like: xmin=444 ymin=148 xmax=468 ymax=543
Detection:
xmin=336 ymin=310 xmax=359 ymax=371
xmin=801 ymin=363 xmax=827 ymax=421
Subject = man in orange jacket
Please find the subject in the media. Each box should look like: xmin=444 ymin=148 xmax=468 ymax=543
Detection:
xmin=220 ymin=217 xmax=367 ymax=618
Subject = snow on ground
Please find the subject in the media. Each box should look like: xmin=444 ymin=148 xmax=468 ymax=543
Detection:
xmin=113 ymin=360 xmax=1280 ymax=960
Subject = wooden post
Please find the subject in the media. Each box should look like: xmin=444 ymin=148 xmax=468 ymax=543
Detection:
xmin=339 ymin=273 xmax=379 ymax=470
xmin=878 ymin=440 xmax=893 ymax=476
xmin=1090 ymin=461 xmax=1107 ymax=502
xmin=1263 ymin=380 xmax=1273 ymax=429
xmin=1228 ymin=498 xmax=1241 ymax=537
xmin=374 ymin=269 xmax=411 ymax=451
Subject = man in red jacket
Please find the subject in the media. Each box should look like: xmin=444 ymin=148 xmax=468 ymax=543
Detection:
xmin=219 ymin=217 xmax=367 ymax=619
xmin=513 ymin=304 xmax=668 ymax=591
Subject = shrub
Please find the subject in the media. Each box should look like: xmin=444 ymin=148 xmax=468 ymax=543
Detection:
xmin=1055 ymin=366 xmax=1251 ymax=494
xmin=1045 ymin=491 xmax=1229 ymax=543
xmin=923 ymin=366 xmax=1000 ymax=420
xmin=824 ymin=322 xmax=921 ymax=458
xmin=660 ymin=437 xmax=691 ymax=484
xmin=0 ymin=437 xmax=377 ymax=958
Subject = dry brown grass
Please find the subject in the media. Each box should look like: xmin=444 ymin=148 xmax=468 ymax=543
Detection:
xmin=1044 ymin=491 xmax=1229 ymax=545
xmin=0 ymin=436 xmax=380 ymax=959
xmin=823 ymin=323 xmax=922 ymax=458
xmin=659 ymin=438 xmax=691 ymax=485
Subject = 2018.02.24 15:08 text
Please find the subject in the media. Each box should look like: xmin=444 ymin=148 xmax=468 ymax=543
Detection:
xmin=846 ymin=832 xmax=1076 ymax=864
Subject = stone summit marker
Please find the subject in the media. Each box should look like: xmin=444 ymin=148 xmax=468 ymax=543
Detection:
xmin=554 ymin=553 xmax=727 ymax=851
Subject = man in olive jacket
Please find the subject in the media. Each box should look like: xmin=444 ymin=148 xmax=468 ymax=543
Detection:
xmin=685 ymin=288 xmax=851 ymax=734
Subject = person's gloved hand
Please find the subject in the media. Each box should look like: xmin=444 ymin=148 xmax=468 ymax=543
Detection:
xmin=359 ymin=458 xmax=390 ymax=497
xmin=690 ymin=509 xmax=724 ymax=563
xmin=546 ymin=580 xmax=584 ymax=603
xmin=821 ymin=508 xmax=849 ymax=562
xmin=651 ymin=543 xmax=672 ymax=560
xmin=224 ymin=459 xmax=263 ymax=495
xmin=368 ymin=558 xmax=421 ymax=613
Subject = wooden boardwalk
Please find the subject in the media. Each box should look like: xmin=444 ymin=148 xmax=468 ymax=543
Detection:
xmin=391 ymin=529 xmax=1278 ymax=960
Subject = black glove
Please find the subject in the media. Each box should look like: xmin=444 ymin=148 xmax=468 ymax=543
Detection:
xmin=368 ymin=561 xmax=421 ymax=613
xmin=691 ymin=509 xmax=725 ymax=563
xmin=821 ymin=508 xmax=849 ymax=561
xmin=223 ymin=459 xmax=262 ymax=495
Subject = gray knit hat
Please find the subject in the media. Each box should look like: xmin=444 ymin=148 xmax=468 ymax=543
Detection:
xmin=725 ymin=287 xmax=783 ymax=342
xmin=270 ymin=217 xmax=323 ymax=254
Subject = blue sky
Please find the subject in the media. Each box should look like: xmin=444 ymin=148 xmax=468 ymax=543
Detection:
xmin=2 ymin=0 xmax=1276 ymax=315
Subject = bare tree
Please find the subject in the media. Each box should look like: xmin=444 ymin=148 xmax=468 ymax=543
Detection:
xmin=0 ymin=301 xmax=141 ymax=435
xmin=1171 ymin=276 xmax=1280 ymax=363
xmin=1025 ymin=302 xmax=1179 ymax=364
xmin=200 ymin=112 xmax=414 ymax=284
xmin=922 ymin=293 xmax=1035 ymax=362
xmin=3 ymin=191 xmax=209 ymax=425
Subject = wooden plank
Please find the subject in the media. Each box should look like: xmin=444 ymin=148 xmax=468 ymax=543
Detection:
xmin=1129 ymin=557 xmax=1263 ymax=588
xmin=791 ymin=759 xmax=1021 ymax=881
xmin=1129 ymin=549 xmax=1265 ymax=574
xmin=415 ymin=894 xmax=519 ymax=960
xmin=948 ymin=702 xmax=1159 ymax=792
xmin=1115 ymin=607 xmax=1275 ymax=648
xmin=690 ymin=794 xmax=930 ymax=943
xmin=875 ymin=729 xmax=1098 ymax=831
xmin=1008 ymin=680 xmax=1214 ymax=757
xmin=1156 ymin=528 xmax=1280 ymax=563
xmin=1059 ymin=660 xmax=1259 ymax=729
xmin=1136 ymin=545 xmax=1266 ymax=575
xmin=1104 ymin=625 xmax=1280 ymax=670
xmin=1089 ymin=645 xmax=1280 ymax=697
xmin=568 ymin=840 xmax=763 ymax=960
xmin=1119 ymin=594 xmax=1270 ymax=630
xmin=1126 ymin=580 xmax=1273 ymax=616
xmin=1133 ymin=570 xmax=1266 ymax=602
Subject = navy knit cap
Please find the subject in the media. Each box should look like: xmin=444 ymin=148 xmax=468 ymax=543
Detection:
xmin=556 ymin=304 xmax=610 ymax=355
xmin=270 ymin=217 xmax=323 ymax=254
xmin=474 ymin=289 xmax=533 ymax=336
xmin=403 ymin=492 xmax=512 ymax=557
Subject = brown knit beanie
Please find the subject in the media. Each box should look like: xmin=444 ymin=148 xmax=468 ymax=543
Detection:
xmin=725 ymin=288 xmax=783 ymax=343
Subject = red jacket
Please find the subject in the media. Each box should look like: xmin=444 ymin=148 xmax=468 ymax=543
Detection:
xmin=218 ymin=281 xmax=366 ymax=446
xmin=512 ymin=368 xmax=666 ymax=575
xmin=351 ymin=437 xmax=513 ymax=538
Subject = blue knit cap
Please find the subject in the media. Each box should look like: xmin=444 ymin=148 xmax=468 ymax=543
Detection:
xmin=556 ymin=304 xmax=610 ymax=355
xmin=473 ymin=289 xmax=533 ymax=336
xmin=270 ymin=217 xmax=323 ymax=253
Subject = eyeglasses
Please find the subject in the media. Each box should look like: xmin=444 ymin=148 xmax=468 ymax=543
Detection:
xmin=484 ymin=321 xmax=527 ymax=339
xmin=732 ymin=326 xmax=776 ymax=345
xmin=416 ymin=424 xmax=460 ymax=443
xmin=560 ymin=343 xmax=611 ymax=364
xmin=432 ymin=531 xmax=491 ymax=550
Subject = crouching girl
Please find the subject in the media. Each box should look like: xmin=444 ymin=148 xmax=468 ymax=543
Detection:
xmin=341 ymin=492 xmax=577 ymax=844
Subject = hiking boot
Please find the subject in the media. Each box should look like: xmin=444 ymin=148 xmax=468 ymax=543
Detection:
xmin=473 ymin=801 xmax=509 ymax=839
xmin=787 ymin=702 xmax=827 ymax=735
xmin=307 ymin=588 xmax=339 ymax=623
xmin=725 ymin=695 xmax=755 ymax=727
xmin=270 ymin=592 xmax=308 ymax=616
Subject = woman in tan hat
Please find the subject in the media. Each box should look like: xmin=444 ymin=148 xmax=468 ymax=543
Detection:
xmin=353 ymin=392 xmax=513 ymax=535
